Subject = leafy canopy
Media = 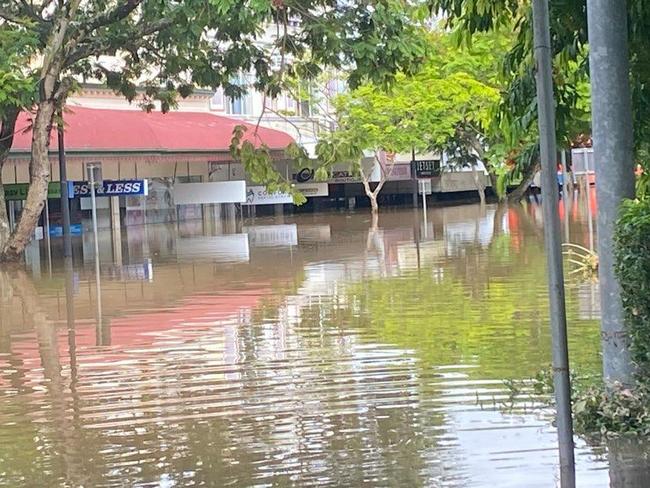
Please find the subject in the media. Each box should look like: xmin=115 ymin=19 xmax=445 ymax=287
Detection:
xmin=0 ymin=0 xmax=431 ymax=112
xmin=315 ymin=32 xmax=501 ymax=177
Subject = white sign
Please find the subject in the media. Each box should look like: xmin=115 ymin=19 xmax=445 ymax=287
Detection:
xmin=244 ymin=186 xmax=293 ymax=206
xmin=243 ymin=183 xmax=328 ymax=206
xmin=244 ymin=224 xmax=298 ymax=247
xmin=296 ymin=182 xmax=329 ymax=197
xmin=174 ymin=181 xmax=246 ymax=205
xmin=419 ymin=179 xmax=432 ymax=195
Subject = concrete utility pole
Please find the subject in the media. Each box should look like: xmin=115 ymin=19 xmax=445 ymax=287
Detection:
xmin=587 ymin=0 xmax=636 ymax=387
xmin=531 ymin=1 xmax=575 ymax=486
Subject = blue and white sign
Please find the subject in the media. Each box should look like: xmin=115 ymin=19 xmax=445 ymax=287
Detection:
xmin=69 ymin=179 xmax=148 ymax=198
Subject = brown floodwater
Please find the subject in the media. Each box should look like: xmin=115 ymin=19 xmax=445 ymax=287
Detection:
xmin=1 ymin=191 xmax=649 ymax=487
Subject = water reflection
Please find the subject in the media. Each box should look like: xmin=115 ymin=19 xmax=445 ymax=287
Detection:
xmin=0 ymin=201 xmax=648 ymax=486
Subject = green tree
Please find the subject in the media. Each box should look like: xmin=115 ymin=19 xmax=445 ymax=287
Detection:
xmin=315 ymin=33 xmax=500 ymax=212
xmin=0 ymin=0 xmax=429 ymax=262
xmin=0 ymin=26 xmax=37 ymax=252
xmin=428 ymin=1 xmax=594 ymax=200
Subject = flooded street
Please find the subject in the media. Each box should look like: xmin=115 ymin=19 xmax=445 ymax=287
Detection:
xmin=1 ymin=196 xmax=649 ymax=487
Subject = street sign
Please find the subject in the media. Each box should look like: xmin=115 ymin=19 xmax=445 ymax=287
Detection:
xmin=418 ymin=179 xmax=432 ymax=195
xmin=69 ymin=179 xmax=148 ymax=198
xmin=4 ymin=182 xmax=61 ymax=201
xmin=412 ymin=159 xmax=441 ymax=178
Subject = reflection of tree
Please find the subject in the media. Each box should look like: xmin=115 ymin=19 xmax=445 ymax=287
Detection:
xmin=224 ymin=288 xmax=436 ymax=485
xmin=344 ymin=207 xmax=602 ymax=380
xmin=0 ymin=266 xmax=90 ymax=486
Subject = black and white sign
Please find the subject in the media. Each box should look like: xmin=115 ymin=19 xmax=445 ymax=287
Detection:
xmin=412 ymin=160 xmax=441 ymax=178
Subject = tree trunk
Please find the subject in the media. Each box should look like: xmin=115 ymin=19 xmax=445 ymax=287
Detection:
xmin=507 ymin=163 xmax=540 ymax=203
xmin=1 ymin=101 xmax=56 ymax=262
xmin=0 ymin=108 xmax=20 ymax=252
xmin=361 ymin=172 xmax=381 ymax=214
xmin=369 ymin=193 xmax=379 ymax=214
xmin=471 ymin=164 xmax=486 ymax=205
xmin=1 ymin=0 xmax=76 ymax=262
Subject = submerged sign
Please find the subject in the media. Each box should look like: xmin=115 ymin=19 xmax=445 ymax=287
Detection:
xmin=70 ymin=179 xmax=148 ymax=198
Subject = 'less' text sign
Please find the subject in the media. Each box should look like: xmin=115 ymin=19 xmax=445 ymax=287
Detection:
xmin=70 ymin=179 xmax=148 ymax=198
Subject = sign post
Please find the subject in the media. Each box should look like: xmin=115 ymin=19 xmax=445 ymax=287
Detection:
xmin=419 ymin=179 xmax=431 ymax=239
xmin=420 ymin=180 xmax=427 ymax=224
xmin=44 ymin=199 xmax=52 ymax=275
xmin=87 ymin=163 xmax=103 ymax=334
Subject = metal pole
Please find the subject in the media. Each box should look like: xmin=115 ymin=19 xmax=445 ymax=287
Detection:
xmin=420 ymin=180 xmax=428 ymax=239
xmin=58 ymin=113 xmax=72 ymax=258
xmin=531 ymin=1 xmax=576 ymax=486
xmin=411 ymin=148 xmax=418 ymax=207
xmin=45 ymin=199 xmax=52 ymax=276
xmin=64 ymin=255 xmax=77 ymax=386
xmin=89 ymin=165 xmax=103 ymax=336
xmin=587 ymin=0 xmax=636 ymax=388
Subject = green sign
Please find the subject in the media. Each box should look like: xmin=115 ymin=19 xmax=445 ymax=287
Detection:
xmin=3 ymin=182 xmax=62 ymax=201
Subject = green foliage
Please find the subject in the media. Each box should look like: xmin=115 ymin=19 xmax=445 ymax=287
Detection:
xmin=429 ymin=1 xmax=592 ymax=194
xmin=0 ymin=0 xmax=430 ymax=108
xmin=505 ymin=366 xmax=650 ymax=438
xmin=615 ymin=198 xmax=650 ymax=372
xmin=573 ymin=382 xmax=650 ymax=438
xmin=0 ymin=26 xmax=38 ymax=115
xmin=229 ymin=125 xmax=307 ymax=204
xmin=316 ymin=32 xmax=502 ymax=180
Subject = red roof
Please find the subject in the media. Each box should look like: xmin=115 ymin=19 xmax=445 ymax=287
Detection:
xmin=12 ymin=106 xmax=294 ymax=153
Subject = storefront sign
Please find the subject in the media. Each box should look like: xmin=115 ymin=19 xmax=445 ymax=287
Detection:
xmin=298 ymin=182 xmax=329 ymax=197
xmin=244 ymin=186 xmax=294 ymax=206
xmin=70 ymin=179 xmax=149 ymax=198
xmin=174 ymin=181 xmax=246 ymax=205
xmin=293 ymin=168 xmax=314 ymax=182
xmin=4 ymin=182 xmax=61 ymax=201
xmin=243 ymin=183 xmax=328 ymax=206
xmin=329 ymin=170 xmax=360 ymax=183
xmin=412 ymin=159 xmax=441 ymax=178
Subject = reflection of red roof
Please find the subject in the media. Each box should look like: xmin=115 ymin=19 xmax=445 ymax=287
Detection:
xmin=1 ymin=290 xmax=270 ymax=373
xmin=12 ymin=107 xmax=293 ymax=153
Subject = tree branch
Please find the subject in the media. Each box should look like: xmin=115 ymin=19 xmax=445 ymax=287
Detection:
xmin=72 ymin=0 xmax=144 ymax=41
xmin=64 ymin=17 xmax=174 ymax=68
xmin=19 ymin=0 xmax=43 ymax=22
xmin=0 ymin=7 xmax=32 ymax=24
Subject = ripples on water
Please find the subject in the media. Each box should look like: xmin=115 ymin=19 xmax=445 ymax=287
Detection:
xmin=1 ymin=195 xmax=648 ymax=487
